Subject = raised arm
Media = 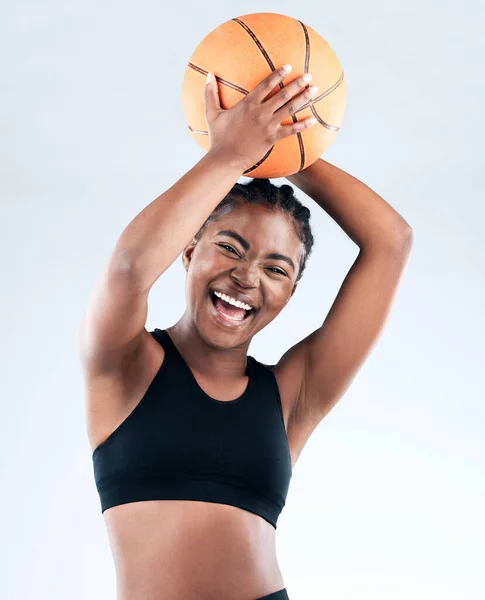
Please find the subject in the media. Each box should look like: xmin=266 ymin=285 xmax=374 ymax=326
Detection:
xmin=77 ymin=64 xmax=318 ymax=374
xmin=277 ymin=158 xmax=413 ymax=437
xmin=77 ymin=150 xmax=243 ymax=374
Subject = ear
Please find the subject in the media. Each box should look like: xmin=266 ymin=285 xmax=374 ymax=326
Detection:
xmin=181 ymin=238 xmax=198 ymax=272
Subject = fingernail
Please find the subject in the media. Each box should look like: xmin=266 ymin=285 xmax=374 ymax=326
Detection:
xmin=302 ymin=73 xmax=312 ymax=82
xmin=206 ymin=72 xmax=212 ymax=84
xmin=282 ymin=64 xmax=292 ymax=73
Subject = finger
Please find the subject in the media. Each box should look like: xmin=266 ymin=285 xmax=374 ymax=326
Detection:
xmin=249 ymin=64 xmax=293 ymax=104
xmin=275 ymin=115 xmax=318 ymax=142
xmin=269 ymin=73 xmax=314 ymax=113
xmin=273 ymin=83 xmax=319 ymax=120
xmin=204 ymin=72 xmax=221 ymax=121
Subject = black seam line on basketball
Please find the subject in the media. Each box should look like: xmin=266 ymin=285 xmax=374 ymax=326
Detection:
xmin=296 ymin=126 xmax=304 ymax=172
xmin=232 ymin=17 xmax=305 ymax=172
xmin=298 ymin=71 xmax=345 ymax=113
xmin=299 ymin=20 xmax=311 ymax=76
xmin=243 ymin=147 xmax=274 ymax=175
xmin=296 ymin=20 xmax=311 ymax=170
xmin=232 ymin=18 xmax=277 ymax=71
xmin=187 ymin=122 xmax=274 ymax=173
xmin=311 ymin=106 xmax=340 ymax=131
xmin=188 ymin=62 xmax=249 ymax=95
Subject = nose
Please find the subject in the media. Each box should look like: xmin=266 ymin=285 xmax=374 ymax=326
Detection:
xmin=230 ymin=263 xmax=259 ymax=289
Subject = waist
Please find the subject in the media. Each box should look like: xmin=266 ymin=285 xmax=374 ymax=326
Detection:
xmin=104 ymin=499 xmax=284 ymax=600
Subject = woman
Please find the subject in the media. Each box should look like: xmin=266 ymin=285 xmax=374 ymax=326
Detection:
xmin=78 ymin=65 xmax=413 ymax=600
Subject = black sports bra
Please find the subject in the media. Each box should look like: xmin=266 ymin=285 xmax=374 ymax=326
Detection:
xmin=92 ymin=328 xmax=293 ymax=529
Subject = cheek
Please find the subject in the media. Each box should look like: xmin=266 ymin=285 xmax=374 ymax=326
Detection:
xmin=185 ymin=260 xmax=213 ymax=300
xmin=262 ymin=290 xmax=288 ymax=314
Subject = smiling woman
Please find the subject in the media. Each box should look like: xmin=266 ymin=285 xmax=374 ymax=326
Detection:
xmin=180 ymin=189 xmax=312 ymax=342
xmin=78 ymin=62 xmax=412 ymax=600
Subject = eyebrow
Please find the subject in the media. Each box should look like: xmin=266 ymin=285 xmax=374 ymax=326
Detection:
xmin=216 ymin=230 xmax=296 ymax=271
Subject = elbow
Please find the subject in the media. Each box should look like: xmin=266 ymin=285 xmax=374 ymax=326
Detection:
xmin=372 ymin=220 xmax=414 ymax=258
xmin=398 ymin=221 xmax=414 ymax=253
xmin=386 ymin=222 xmax=413 ymax=261
xmin=388 ymin=214 xmax=413 ymax=248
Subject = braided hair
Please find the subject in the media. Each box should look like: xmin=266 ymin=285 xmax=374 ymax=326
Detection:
xmin=194 ymin=179 xmax=315 ymax=283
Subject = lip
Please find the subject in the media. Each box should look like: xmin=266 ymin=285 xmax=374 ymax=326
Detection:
xmin=208 ymin=290 xmax=256 ymax=328
xmin=209 ymin=287 xmax=257 ymax=311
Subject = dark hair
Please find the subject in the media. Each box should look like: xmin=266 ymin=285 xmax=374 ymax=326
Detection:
xmin=194 ymin=178 xmax=314 ymax=282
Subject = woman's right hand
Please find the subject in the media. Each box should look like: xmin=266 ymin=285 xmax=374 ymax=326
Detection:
xmin=204 ymin=65 xmax=319 ymax=172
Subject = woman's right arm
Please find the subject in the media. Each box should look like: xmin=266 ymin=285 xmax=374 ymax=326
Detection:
xmin=115 ymin=149 xmax=244 ymax=290
xmin=77 ymin=150 xmax=243 ymax=375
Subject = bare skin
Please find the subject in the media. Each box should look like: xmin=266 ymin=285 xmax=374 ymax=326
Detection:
xmin=85 ymin=206 xmax=315 ymax=600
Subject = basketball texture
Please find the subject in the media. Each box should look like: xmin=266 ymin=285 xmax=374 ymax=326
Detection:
xmin=181 ymin=12 xmax=346 ymax=179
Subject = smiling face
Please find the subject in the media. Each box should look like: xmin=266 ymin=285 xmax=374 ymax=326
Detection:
xmin=181 ymin=202 xmax=304 ymax=348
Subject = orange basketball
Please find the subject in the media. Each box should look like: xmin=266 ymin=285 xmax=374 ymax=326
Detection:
xmin=181 ymin=12 xmax=346 ymax=179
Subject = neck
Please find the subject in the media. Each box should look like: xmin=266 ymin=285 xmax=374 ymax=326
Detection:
xmin=166 ymin=315 xmax=250 ymax=379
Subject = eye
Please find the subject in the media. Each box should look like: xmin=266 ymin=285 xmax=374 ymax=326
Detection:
xmin=218 ymin=243 xmax=239 ymax=255
xmin=268 ymin=267 xmax=287 ymax=276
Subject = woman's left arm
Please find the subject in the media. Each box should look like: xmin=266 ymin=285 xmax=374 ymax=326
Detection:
xmin=283 ymin=158 xmax=413 ymax=424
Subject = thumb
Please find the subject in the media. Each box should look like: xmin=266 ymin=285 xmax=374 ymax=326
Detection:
xmin=204 ymin=72 xmax=221 ymax=120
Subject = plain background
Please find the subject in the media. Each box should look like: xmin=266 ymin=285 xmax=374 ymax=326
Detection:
xmin=2 ymin=1 xmax=484 ymax=598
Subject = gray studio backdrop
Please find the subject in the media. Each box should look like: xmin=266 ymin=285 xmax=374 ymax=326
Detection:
xmin=2 ymin=1 xmax=484 ymax=598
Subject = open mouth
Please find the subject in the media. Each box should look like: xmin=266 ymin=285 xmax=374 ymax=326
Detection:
xmin=209 ymin=289 xmax=256 ymax=322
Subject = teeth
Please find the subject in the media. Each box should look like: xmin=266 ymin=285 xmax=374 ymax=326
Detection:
xmin=214 ymin=290 xmax=253 ymax=311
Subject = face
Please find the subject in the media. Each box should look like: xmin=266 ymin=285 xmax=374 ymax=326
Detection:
xmin=181 ymin=203 xmax=303 ymax=348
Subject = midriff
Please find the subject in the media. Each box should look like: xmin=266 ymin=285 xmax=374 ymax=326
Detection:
xmin=103 ymin=498 xmax=285 ymax=600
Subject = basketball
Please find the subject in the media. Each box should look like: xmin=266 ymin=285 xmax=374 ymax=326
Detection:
xmin=181 ymin=12 xmax=346 ymax=179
